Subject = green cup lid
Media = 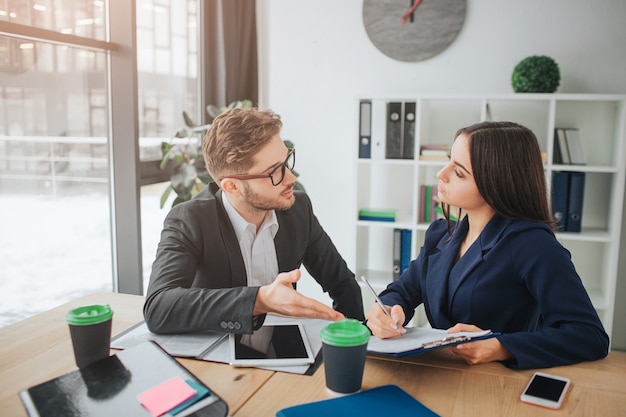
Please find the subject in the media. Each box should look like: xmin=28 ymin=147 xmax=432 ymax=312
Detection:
xmin=319 ymin=319 xmax=371 ymax=347
xmin=66 ymin=304 xmax=113 ymax=326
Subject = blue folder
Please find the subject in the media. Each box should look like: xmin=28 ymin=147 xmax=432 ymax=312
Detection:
xmin=551 ymin=171 xmax=570 ymax=231
xmin=566 ymin=171 xmax=585 ymax=232
xmin=276 ymin=384 xmax=439 ymax=417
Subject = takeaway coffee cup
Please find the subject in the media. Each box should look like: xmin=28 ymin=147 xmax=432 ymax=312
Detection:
xmin=319 ymin=318 xmax=371 ymax=395
xmin=66 ymin=304 xmax=114 ymax=368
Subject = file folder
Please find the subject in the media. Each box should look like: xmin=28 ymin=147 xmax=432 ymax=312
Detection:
xmin=385 ymin=102 xmax=403 ymax=159
xmin=402 ymin=101 xmax=416 ymax=159
xmin=566 ymin=171 xmax=585 ymax=232
xmin=276 ymin=385 xmax=440 ymax=417
xmin=358 ymin=100 xmax=372 ymax=158
xmin=551 ymin=171 xmax=570 ymax=231
xmin=400 ymin=229 xmax=412 ymax=275
xmin=554 ymin=128 xmax=570 ymax=164
xmin=564 ymin=128 xmax=586 ymax=165
xmin=392 ymin=228 xmax=402 ymax=281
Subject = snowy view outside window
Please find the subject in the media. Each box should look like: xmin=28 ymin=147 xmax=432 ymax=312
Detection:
xmin=0 ymin=186 xmax=168 ymax=327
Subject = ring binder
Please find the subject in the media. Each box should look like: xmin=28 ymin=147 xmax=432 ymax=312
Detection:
xmin=358 ymin=100 xmax=372 ymax=158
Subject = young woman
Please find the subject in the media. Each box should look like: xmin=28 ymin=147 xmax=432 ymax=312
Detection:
xmin=365 ymin=121 xmax=609 ymax=369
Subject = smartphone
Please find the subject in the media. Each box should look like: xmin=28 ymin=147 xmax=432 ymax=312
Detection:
xmin=520 ymin=371 xmax=571 ymax=409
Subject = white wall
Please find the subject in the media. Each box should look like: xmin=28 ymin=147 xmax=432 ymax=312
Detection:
xmin=256 ymin=0 xmax=626 ymax=347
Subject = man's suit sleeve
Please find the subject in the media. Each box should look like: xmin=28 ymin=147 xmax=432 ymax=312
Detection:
xmin=143 ymin=194 xmax=260 ymax=334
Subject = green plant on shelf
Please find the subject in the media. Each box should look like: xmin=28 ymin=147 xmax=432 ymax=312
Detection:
xmin=511 ymin=55 xmax=560 ymax=93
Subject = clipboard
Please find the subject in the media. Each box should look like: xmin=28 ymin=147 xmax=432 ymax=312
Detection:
xmin=366 ymin=327 xmax=499 ymax=357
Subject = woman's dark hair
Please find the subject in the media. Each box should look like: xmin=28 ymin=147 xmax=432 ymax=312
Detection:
xmin=442 ymin=121 xmax=556 ymax=234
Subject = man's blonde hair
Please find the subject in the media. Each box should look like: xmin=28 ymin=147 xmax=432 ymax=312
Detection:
xmin=203 ymin=107 xmax=282 ymax=180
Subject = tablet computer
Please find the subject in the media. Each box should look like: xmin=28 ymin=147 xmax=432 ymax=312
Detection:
xmin=229 ymin=323 xmax=315 ymax=367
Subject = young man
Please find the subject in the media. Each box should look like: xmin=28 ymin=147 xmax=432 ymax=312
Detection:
xmin=144 ymin=107 xmax=364 ymax=334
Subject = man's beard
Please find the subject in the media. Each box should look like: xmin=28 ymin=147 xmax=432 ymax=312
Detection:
xmin=240 ymin=181 xmax=296 ymax=212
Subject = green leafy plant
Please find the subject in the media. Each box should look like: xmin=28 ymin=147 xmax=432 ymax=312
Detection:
xmin=159 ymin=111 xmax=213 ymax=209
xmin=511 ymin=55 xmax=560 ymax=93
xmin=160 ymin=100 xmax=305 ymax=208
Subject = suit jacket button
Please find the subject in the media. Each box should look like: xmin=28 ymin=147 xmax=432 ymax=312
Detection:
xmin=220 ymin=321 xmax=228 ymax=329
xmin=234 ymin=322 xmax=242 ymax=330
xmin=227 ymin=322 xmax=235 ymax=329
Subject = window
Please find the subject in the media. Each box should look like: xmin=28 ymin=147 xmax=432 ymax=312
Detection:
xmin=0 ymin=0 xmax=201 ymax=326
xmin=136 ymin=0 xmax=200 ymax=289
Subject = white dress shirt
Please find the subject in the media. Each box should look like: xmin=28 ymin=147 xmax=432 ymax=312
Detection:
xmin=221 ymin=194 xmax=279 ymax=287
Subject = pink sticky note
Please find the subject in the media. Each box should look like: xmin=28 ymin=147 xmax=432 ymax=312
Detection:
xmin=138 ymin=376 xmax=197 ymax=417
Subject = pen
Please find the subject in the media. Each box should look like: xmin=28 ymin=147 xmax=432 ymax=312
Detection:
xmin=359 ymin=275 xmax=396 ymax=325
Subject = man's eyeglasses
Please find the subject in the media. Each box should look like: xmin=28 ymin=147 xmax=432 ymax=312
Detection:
xmin=220 ymin=148 xmax=296 ymax=187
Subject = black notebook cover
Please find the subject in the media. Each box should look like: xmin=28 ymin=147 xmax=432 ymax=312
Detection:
xmin=19 ymin=341 xmax=228 ymax=417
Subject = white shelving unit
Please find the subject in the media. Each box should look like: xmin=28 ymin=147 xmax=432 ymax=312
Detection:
xmin=355 ymin=94 xmax=626 ymax=335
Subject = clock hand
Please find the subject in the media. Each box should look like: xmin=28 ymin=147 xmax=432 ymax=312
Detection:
xmin=401 ymin=0 xmax=423 ymax=24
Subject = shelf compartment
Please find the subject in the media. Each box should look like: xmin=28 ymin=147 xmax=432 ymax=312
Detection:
xmin=357 ymin=162 xmax=417 ymax=224
xmin=554 ymin=99 xmax=624 ymax=167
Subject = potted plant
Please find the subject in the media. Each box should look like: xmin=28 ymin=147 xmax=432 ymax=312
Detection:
xmin=158 ymin=111 xmax=213 ymax=209
xmin=511 ymin=55 xmax=560 ymax=93
xmin=159 ymin=100 xmax=305 ymax=208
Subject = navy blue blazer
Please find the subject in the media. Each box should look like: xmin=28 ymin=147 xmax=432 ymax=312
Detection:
xmin=144 ymin=183 xmax=364 ymax=334
xmin=379 ymin=214 xmax=609 ymax=369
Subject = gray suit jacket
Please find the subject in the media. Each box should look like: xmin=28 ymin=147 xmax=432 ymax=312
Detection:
xmin=144 ymin=183 xmax=364 ymax=334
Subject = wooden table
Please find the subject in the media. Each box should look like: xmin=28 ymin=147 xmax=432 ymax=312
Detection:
xmin=0 ymin=292 xmax=274 ymax=417
xmin=1 ymin=292 xmax=625 ymax=417
xmin=239 ymin=349 xmax=626 ymax=416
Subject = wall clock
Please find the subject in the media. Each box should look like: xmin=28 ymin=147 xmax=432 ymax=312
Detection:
xmin=363 ymin=0 xmax=467 ymax=62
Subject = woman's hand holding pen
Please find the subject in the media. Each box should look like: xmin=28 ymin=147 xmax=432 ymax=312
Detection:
xmin=360 ymin=276 xmax=405 ymax=338
xmin=365 ymin=303 xmax=406 ymax=339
